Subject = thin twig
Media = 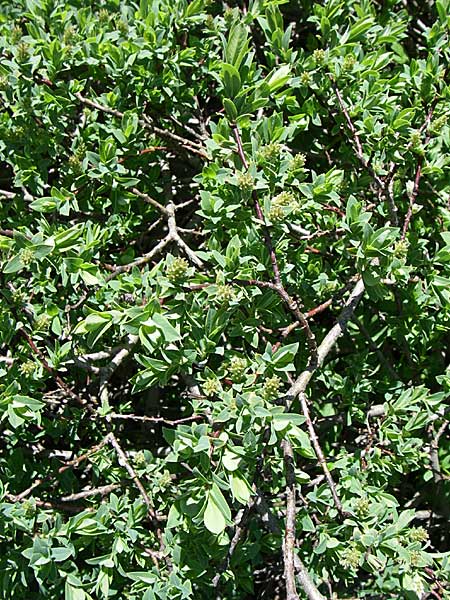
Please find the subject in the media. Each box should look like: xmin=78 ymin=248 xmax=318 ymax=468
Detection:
xmin=286 ymin=278 xmax=365 ymax=410
xmin=352 ymin=315 xmax=400 ymax=381
xmin=254 ymin=490 xmax=325 ymax=600
xmin=401 ymin=154 xmax=423 ymax=240
xmin=106 ymin=235 xmax=172 ymax=280
xmin=17 ymin=327 xmax=94 ymax=412
xmin=75 ymin=92 xmax=208 ymax=159
xmin=12 ymin=438 xmax=109 ymax=501
xmin=212 ymin=503 xmax=253 ymax=590
xmin=281 ymin=279 xmax=365 ymax=524
xmin=106 ymin=433 xmax=156 ymax=518
xmin=231 ymin=124 xmax=282 ymax=286
xmin=233 ymin=279 xmax=318 ymax=365
xmin=299 ymin=392 xmax=347 ymax=517
xmin=331 ymin=82 xmax=384 ymax=189
xmin=108 ymin=413 xmax=203 ymax=426
xmin=60 ymin=483 xmax=122 ymax=502
xmin=98 ymin=335 xmax=138 ymax=404
xmin=5 ymin=494 xmax=88 ymax=513
xmin=131 ymin=187 xmax=168 ymax=215
xmin=429 ymin=419 xmax=449 ymax=483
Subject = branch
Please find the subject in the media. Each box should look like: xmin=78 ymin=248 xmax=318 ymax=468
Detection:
xmin=299 ymin=392 xmax=347 ymax=517
xmin=286 ymin=278 xmax=365 ymax=409
xmin=279 ymin=278 xmax=364 ymax=544
xmin=231 ymin=124 xmax=282 ymax=286
xmin=352 ymin=315 xmax=400 ymax=381
xmin=429 ymin=419 xmax=449 ymax=483
xmin=108 ymin=413 xmax=203 ymax=426
xmin=212 ymin=503 xmax=252 ymax=589
xmin=75 ymin=92 xmax=208 ymax=159
xmin=166 ymin=200 xmax=204 ymax=267
xmin=98 ymin=335 xmax=138 ymax=404
xmin=60 ymin=483 xmax=122 ymax=502
xmin=401 ymin=153 xmax=424 ymax=240
xmin=331 ymin=82 xmax=384 ymax=190
xmin=232 ymin=279 xmax=318 ymax=365
xmin=11 ymin=438 xmax=109 ymax=501
xmin=254 ymin=491 xmax=325 ymax=600
xmin=106 ymin=235 xmax=172 ymax=280
xmin=282 ymin=439 xmax=300 ymax=600
xmin=106 ymin=433 xmax=167 ymax=556
xmin=17 ymin=327 xmax=95 ymax=413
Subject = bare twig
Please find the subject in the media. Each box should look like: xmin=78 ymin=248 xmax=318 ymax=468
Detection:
xmin=352 ymin=315 xmax=400 ymax=381
xmin=231 ymin=124 xmax=282 ymax=286
xmin=99 ymin=335 xmax=138 ymax=404
xmin=281 ymin=279 xmax=365 ymax=529
xmin=106 ymin=235 xmax=172 ymax=280
xmin=282 ymin=439 xmax=300 ymax=600
xmin=212 ymin=503 xmax=253 ymax=590
xmin=60 ymin=483 xmax=122 ymax=502
xmin=108 ymin=413 xmax=203 ymax=426
xmin=0 ymin=189 xmax=16 ymax=199
xmin=17 ymin=327 xmax=94 ymax=412
xmin=106 ymin=433 xmax=156 ymax=518
xmin=166 ymin=200 xmax=204 ymax=267
xmin=233 ymin=279 xmax=318 ymax=365
xmin=75 ymin=92 xmax=208 ymax=159
xmin=429 ymin=419 xmax=449 ymax=483
xmin=254 ymin=490 xmax=325 ymax=600
xmin=299 ymin=392 xmax=347 ymax=517
xmin=286 ymin=278 xmax=365 ymax=410
xmin=401 ymin=153 xmax=424 ymax=240
xmin=11 ymin=438 xmax=109 ymax=502
xmin=331 ymin=82 xmax=384 ymax=189
xmin=131 ymin=187 xmax=168 ymax=215
xmin=5 ymin=494 xmax=88 ymax=513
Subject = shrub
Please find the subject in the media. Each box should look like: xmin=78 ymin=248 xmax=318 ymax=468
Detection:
xmin=0 ymin=0 xmax=449 ymax=598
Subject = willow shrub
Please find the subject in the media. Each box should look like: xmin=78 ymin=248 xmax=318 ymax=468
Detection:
xmin=0 ymin=0 xmax=449 ymax=598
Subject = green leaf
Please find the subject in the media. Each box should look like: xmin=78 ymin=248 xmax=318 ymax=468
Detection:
xmin=222 ymin=63 xmax=242 ymax=98
xmin=203 ymin=495 xmax=227 ymax=534
xmin=152 ymin=312 xmax=181 ymax=342
xmin=229 ymin=472 xmax=252 ymax=505
xmin=225 ymin=21 xmax=249 ymax=69
xmin=223 ymin=98 xmax=238 ymax=122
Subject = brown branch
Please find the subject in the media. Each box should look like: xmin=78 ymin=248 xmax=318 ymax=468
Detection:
xmin=131 ymin=187 xmax=168 ymax=215
xmin=106 ymin=433 xmax=155 ymax=518
xmin=12 ymin=438 xmax=109 ymax=501
xmin=299 ymin=392 xmax=347 ymax=517
xmin=212 ymin=503 xmax=253 ymax=589
xmin=286 ymin=278 xmax=365 ymax=410
xmin=233 ymin=279 xmax=318 ymax=365
xmin=231 ymin=124 xmax=282 ymax=286
xmin=106 ymin=432 xmax=166 ymax=556
xmin=281 ymin=279 xmax=365 ymax=526
xmin=5 ymin=494 xmax=88 ymax=513
xmin=75 ymin=92 xmax=208 ymax=159
xmin=0 ymin=228 xmax=14 ymax=237
xmin=118 ymin=146 xmax=168 ymax=163
xmin=331 ymin=82 xmax=384 ymax=190
xmin=352 ymin=315 xmax=400 ymax=381
xmin=17 ymin=327 xmax=94 ymax=412
xmin=254 ymin=491 xmax=325 ymax=600
xmin=106 ymin=235 xmax=172 ymax=280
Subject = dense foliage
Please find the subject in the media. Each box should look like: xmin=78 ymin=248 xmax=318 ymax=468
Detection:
xmin=0 ymin=0 xmax=449 ymax=598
